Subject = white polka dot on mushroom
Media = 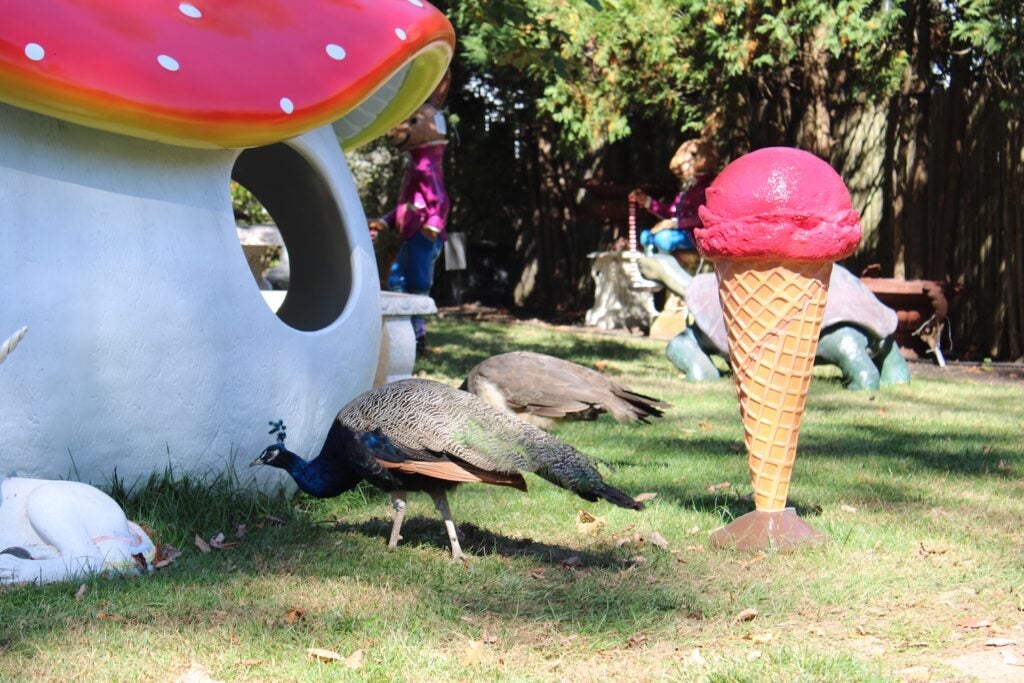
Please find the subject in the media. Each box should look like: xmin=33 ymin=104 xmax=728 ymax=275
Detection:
xmin=408 ymin=0 xmax=424 ymax=6
xmin=395 ymin=28 xmax=408 ymax=41
xmin=157 ymin=55 xmax=180 ymax=72
xmin=326 ymin=43 xmax=346 ymax=61
xmin=280 ymin=98 xmax=295 ymax=115
xmin=24 ymin=43 xmax=45 ymax=61
xmin=178 ymin=3 xmax=202 ymax=19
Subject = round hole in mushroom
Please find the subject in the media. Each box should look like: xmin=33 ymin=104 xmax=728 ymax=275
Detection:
xmin=231 ymin=143 xmax=353 ymax=332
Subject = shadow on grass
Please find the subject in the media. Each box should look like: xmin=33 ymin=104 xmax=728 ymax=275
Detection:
xmin=326 ymin=515 xmax=632 ymax=568
xmin=419 ymin=320 xmax=663 ymax=381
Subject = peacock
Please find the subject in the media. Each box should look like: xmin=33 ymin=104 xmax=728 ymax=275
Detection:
xmin=461 ymin=351 xmax=670 ymax=428
xmin=252 ymin=378 xmax=642 ymax=559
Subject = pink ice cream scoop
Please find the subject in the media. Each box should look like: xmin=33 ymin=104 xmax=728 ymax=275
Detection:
xmin=695 ymin=147 xmax=861 ymax=262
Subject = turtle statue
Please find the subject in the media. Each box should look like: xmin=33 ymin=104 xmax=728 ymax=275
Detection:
xmin=638 ymin=255 xmax=911 ymax=390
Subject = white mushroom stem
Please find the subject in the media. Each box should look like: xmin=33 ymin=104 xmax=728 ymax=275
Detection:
xmin=0 ymin=327 xmax=27 ymax=365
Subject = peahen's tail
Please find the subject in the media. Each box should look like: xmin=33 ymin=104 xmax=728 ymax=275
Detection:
xmin=591 ymin=482 xmax=644 ymax=510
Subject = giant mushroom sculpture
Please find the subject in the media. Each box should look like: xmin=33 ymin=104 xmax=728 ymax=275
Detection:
xmin=0 ymin=0 xmax=454 ymax=485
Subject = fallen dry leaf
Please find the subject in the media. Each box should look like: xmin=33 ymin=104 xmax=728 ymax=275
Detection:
xmin=986 ymin=638 xmax=1018 ymax=647
xmin=307 ymin=648 xmax=344 ymax=662
xmin=917 ymin=541 xmax=949 ymax=557
xmin=747 ymin=650 xmax=762 ymax=661
xmin=735 ymin=608 xmax=758 ymax=622
xmin=698 ymin=420 xmax=713 ymax=432
xmin=739 ymin=552 xmax=767 ymax=569
xmin=840 ymin=504 xmax=858 ymax=513
xmin=707 ymin=481 xmax=731 ymax=493
xmin=194 ymin=535 xmax=212 ymax=554
xmin=529 ymin=568 xmax=546 ymax=580
xmin=744 ymin=632 xmax=773 ymax=644
xmin=264 ymin=515 xmax=286 ymax=526
xmin=96 ymin=612 xmax=122 ymax=622
xmin=957 ymin=616 xmax=994 ymax=629
xmin=209 ymin=533 xmax=238 ymax=550
xmin=634 ymin=492 xmax=658 ymax=503
xmin=576 ymin=510 xmax=605 ymax=535
xmin=74 ymin=584 xmax=88 ymax=601
xmin=593 ymin=360 xmax=608 ymax=372
xmin=175 ymin=662 xmax=222 ymax=683
xmin=132 ymin=552 xmax=149 ymax=572
xmin=561 ymin=556 xmax=583 ymax=570
xmin=235 ymin=524 xmax=247 ymax=539
xmin=344 ymin=649 xmax=365 ymax=670
xmin=687 ymin=649 xmax=706 ymax=666
xmin=1003 ymin=650 xmax=1024 ymax=666
xmin=285 ymin=608 xmax=305 ymax=624
xmin=234 ymin=659 xmax=263 ymax=667
xmin=626 ymin=634 xmax=648 ymax=648
xmin=998 ymin=459 xmax=1012 ymax=472
xmin=646 ymin=531 xmax=670 ymax=550
xmin=153 ymin=544 xmax=181 ymax=569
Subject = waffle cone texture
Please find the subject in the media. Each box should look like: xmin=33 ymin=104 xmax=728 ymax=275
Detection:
xmin=715 ymin=260 xmax=832 ymax=511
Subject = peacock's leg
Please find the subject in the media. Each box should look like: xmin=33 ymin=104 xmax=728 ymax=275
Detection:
xmin=430 ymin=491 xmax=467 ymax=560
xmin=388 ymin=491 xmax=407 ymax=549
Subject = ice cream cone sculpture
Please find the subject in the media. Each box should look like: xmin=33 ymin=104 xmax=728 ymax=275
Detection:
xmin=695 ymin=147 xmax=861 ymax=550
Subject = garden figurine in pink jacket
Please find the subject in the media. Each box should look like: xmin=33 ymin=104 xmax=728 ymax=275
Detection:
xmin=369 ymin=101 xmax=450 ymax=351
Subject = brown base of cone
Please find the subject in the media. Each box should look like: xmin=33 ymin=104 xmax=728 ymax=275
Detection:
xmin=709 ymin=508 xmax=826 ymax=552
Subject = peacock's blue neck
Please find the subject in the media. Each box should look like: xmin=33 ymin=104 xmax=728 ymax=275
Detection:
xmin=280 ymin=435 xmax=362 ymax=499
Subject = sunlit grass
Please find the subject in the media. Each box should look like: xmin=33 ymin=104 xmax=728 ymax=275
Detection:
xmin=1 ymin=317 xmax=1021 ymax=682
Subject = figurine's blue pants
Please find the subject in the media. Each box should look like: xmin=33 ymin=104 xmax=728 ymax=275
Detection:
xmin=387 ymin=232 xmax=444 ymax=340
xmin=640 ymin=228 xmax=696 ymax=253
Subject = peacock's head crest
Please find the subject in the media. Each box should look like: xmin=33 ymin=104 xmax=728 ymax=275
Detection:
xmin=252 ymin=419 xmax=289 ymax=467
xmin=268 ymin=419 xmax=287 ymax=444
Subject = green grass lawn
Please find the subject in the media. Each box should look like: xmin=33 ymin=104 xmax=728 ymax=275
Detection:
xmin=2 ymin=317 xmax=1022 ymax=682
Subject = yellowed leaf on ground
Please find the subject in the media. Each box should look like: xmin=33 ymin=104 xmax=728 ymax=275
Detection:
xmin=345 ymin=649 xmax=365 ymax=670
xmin=74 ymin=584 xmax=87 ymax=600
xmin=463 ymin=640 xmax=486 ymax=667
xmin=634 ymin=492 xmax=657 ymax=503
xmin=698 ymin=420 xmax=713 ymax=432
xmin=285 ymin=608 xmax=305 ymax=624
xmin=840 ymin=504 xmax=858 ymax=513
xmin=234 ymin=659 xmax=263 ymax=667
xmin=576 ymin=510 xmax=605 ymax=535
xmin=646 ymin=531 xmax=669 ymax=550
xmin=735 ymin=608 xmax=758 ymax=622
xmin=707 ymin=481 xmax=730 ymax=493
xmin=744 ymin=632 xmax=772 ymax=643
xmin=529 ymin=567 xmax=546 ymax=580
xmin=307 ymin=648 xmax=344 ymax=662
xmin=175 ymin=662 xmax=222 ymax=683
xmin=194 ymin=535 xmax=211 ymax=554
xmin=957 ymin=616 xmax=994 ymax=629
xmin=593 ymin=360 xmax=609 ymax=372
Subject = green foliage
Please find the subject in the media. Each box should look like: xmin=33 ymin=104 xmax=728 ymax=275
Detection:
xmin=230 ymin=181 xmax=271 ymax=225
xmin=450 ymin=0 xmax=909 ymax=156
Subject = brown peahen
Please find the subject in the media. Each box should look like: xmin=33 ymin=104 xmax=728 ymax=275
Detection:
xmin=461 ymin=351 xmax=670 ymax=428
xmin=253 ymin=378 xmax=642 ymax=559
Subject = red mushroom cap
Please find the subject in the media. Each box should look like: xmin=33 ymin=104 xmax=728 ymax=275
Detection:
xmin=0 ymin=0 xmax=454 ymax=149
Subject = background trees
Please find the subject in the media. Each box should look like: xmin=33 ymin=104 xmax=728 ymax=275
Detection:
xmin=359 ymin=1 xmax=1023 ymax=359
